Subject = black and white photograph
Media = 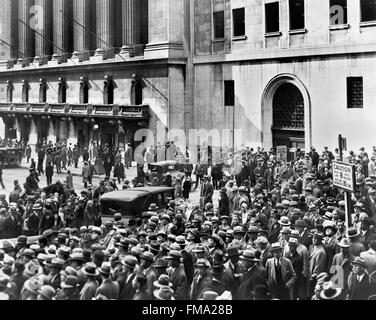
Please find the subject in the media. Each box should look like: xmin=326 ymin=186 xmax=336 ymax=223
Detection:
xmin=0 ymin=0 xmax=374 ymax=309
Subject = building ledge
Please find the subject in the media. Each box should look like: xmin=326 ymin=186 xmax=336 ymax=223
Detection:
xmin=360 ymin=21 xmax=376 ymax=28
xmin=329 ymin=24 xmax=350 ymax=31
xmin=0 ymin=103 xmax=150 ymax=120
xmin=212 ymin=38 xmax=226 ymax=43
xmin=264 ymin=31 xmax=282 ymax=38
xmin=193 ymin=42 xmax=376 ymax=64
xmin=289 ymin=29 xmax=308 ymax=35
xmin=232 ymin=35 xmax=248 ymax=41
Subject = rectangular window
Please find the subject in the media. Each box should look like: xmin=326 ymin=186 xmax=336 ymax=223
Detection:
xmin=213 ymin=11 xmax=225 ymax=39
xmin=224 ymin=80 xmax=235 ymax=106
xmin=289 ymin=0 xmax=305 ymax=30
xmin=347 ymin=77 xmax=363 ymax=109
xmin=265 ymin=2 xmax=280 ymax=33
xmin=330 ymin=0 xmax=348 ymax=24
xmin=233 ymin=8 xmax=245 ymax=37
xmin=360 ymin=0 xmax=376 ymax=22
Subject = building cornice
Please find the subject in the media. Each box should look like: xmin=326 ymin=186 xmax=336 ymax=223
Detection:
xmin=193 ymin=42 xmax=376 ymax=65
xmin=0 ymin=57 xmax=187 ymax=77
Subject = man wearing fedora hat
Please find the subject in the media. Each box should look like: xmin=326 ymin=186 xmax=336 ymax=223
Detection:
xmin=166 ymin=250 xmax=188 ymax=300
xmin=45 ymin=258 xmax=64 ymax=290
xmin=331 ymin=238 xmax=354 ymax=299
xmin=237 ymin=250 xmax=266 ymax=300
xmin=96 ymin=262 xmax=119 ymax=300
xmin=56 ymin=275 xmax=80 ymax=300
xmin=308 ymin=231 xmax=327 ymax=297
xmin=189 ymin=259 xmax=211 ymax=300
xmin=117 ymin=255 xmax=138 ymax=300
xmin=37 ymin=285 xmax=56 ymax=300
xmin=139 ymin=251 xmax=157 ymax=298
xmin=224 ymin=246 xmax=244 ymax=299
xmin=348 ymin=227 xmax=367 ymax=257
xmin=80 ymin=262 xmax=99 ymax=300
xmin=265 ymin=243 xmax=296 ymax=300
xmin=347 ymin=257 xmax=371 ymax=300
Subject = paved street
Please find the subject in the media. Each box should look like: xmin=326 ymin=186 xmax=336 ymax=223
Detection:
xmin=1 ymin=159 xmax=220 ymax=207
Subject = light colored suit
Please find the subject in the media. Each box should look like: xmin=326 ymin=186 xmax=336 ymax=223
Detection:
xmin=309 ymin=244 xmax=327 ymax=278
xmin=265 ymin=257 xmax=296 ymax=300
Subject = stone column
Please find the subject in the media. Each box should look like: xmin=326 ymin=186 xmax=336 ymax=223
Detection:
xmin=14 ymin=118 xmax=21 ymax=141
xmin=0 ymin=118 xmax=6 ymax=139
xmin=52 ymin=0 xmax=72 ymax=62
xmin=0 ymin=0 xmax=19 ymax=62
xmin=34 ymin=0 xmax=53 ymax=65
xmin=144 ymin=0 xmax=184 ymax=59
xmin=18 ymin=0 xmax=35 ymax=62
xmin=29 ymin=118 xmax=38 ymax=157
xmin=72 ymin=0 xmax=94 ymax=61
xmin=120 ymin=0 xmax=141 ymax=55
xmin=67 ymin=121 xmax=78 ymax=146
xmin=95 ymin=0 xmax=114 ymax=58
xmin=47 ymin=120 xmax=56 ymax=143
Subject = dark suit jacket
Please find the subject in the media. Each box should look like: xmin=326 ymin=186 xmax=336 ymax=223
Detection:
xmin=201 ymin=182 xmax=214 ymax=203
xmin=359 ymin=229 xmax=376 ymax=250
xmin=181 ymin=250 xmax=194 ymax=287
xmin=347 ymin=272 xmax=371 ymax=300
xmin=365 ymin=197 xmax=376 ymax=220
xmin=96 ymin=279 xmax=120 ymax=300
xmin=2 ymin=215 xmax=22 ymax=239
xmin=224 ymin=261 xmax=244 ymax=299
xmin=168 ymin=264 xmax=188 ymax=300
xmin=189 ymin=272 xmax=211 ymax=300
xmin=237 ymin=264 xmax=267 ymax=300
xmin=118 ymin=272 xmax=136 ymax=300
xmin=268 ymin=223 xmax=281 ymax=244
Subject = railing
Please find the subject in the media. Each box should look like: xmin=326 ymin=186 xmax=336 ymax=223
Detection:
xmin=0 ymin=102 xmax=149 ymax=119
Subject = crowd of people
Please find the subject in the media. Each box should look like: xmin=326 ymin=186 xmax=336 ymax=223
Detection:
xmin=0 ymin=142 xmax=375 ymax=300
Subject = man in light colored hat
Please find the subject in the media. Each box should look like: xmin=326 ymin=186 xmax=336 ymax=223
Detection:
xmin=256 ymin=236 xmax=272 ymax=267
xmin=331 ymin=237 xmax=353 ymax=298
xmin=80 ymin=262 xmax=99 ymax=300
xmin=308 ymin=231 xmax=326 ymax=298
xmin=265 ymin=243 xmax=296 ymax=300
xmin=96 ymin=262 xmax=119 ymax=300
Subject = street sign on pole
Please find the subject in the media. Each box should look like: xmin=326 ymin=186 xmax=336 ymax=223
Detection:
xmin=276 ymin=145 xmax=288 ymax=162
xmin=332 ymin=159 xmax=355 ymax=238
xmin=332 ymin=161 xmax=355 ymax=193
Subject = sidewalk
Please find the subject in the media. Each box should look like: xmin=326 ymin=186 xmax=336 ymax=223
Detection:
xmin=20 ymin=159 xmax=138 ymax=181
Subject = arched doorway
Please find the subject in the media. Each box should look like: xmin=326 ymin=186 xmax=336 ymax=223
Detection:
xmin=272 ymin=83 xmax=305 ymax=151
xmin=261 ymin=74 xmax=311 ymax=154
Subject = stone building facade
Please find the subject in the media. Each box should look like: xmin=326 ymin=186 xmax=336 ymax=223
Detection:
xmin=192 ymin=0 xmax=376 ymax=154
xmin=0 ymin=0 xmax=191 ymax=152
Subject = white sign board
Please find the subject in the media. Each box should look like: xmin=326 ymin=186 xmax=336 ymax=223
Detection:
xmin=332 ymin=161 xmax=355 ymax=192
xmin=276 ymin=146 xmax=288 ymax=162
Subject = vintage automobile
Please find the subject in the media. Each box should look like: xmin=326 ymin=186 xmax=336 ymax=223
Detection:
xmin=100 ymin=186 xmax=175 ymax=222
xmin=0 ymin=148 xmax=23 ymax=167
